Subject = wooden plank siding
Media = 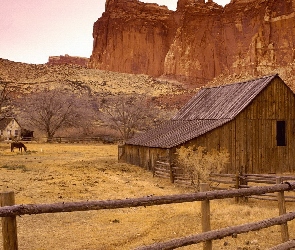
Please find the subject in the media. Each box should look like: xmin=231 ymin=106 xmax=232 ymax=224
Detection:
xmin=123 ymin=145 xmax=169 ymax=171
xmin=177 ymin=77 xmax=295 ymax=174
xmin=177 ymin=79 xmax=295 ymax=173
xmin=122 ymin=75 xmax=295 ymax=175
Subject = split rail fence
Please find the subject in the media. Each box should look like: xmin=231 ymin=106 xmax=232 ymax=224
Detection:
xmin=154 ymin=161 xmax=295 ymax=200
xmin=14 ymin=136 xmax=116 ymax=144
xmin=1 ymin=181 xmax=295 ymax=250
xmin=209 ymin=173 xmax=295 ymax=202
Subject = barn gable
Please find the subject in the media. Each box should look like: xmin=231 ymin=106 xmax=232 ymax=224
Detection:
xmin=127 ymin=74 xmax=278 ymax=148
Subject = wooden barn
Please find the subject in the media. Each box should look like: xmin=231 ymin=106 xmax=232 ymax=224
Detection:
xmin=119 ymin=74 xmax=295 ymax=174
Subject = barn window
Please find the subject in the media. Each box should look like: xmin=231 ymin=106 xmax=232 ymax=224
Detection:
xmin=276 ymin=121 xmax=286 ymax=146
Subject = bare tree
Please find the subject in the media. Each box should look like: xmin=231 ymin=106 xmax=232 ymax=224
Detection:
xmin=17 ymin=89 xmax=93 ymax=140
xmin=98 ymin=94 xmax=172 ymax=141
xmin=0 ymin=79 xmax=14 ymax=117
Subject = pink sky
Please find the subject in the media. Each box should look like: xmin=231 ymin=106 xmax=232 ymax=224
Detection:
xmin=0 ymin=0 xmax=230 ymax=64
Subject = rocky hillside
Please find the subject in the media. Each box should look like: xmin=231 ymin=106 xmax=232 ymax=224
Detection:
xmin=0 ymin=58 xmax=194 ymax=109
xmin=2 ymin=56 xmax=295 ymax=109
xmin=89 ymin=0 xmax=295 ymax=87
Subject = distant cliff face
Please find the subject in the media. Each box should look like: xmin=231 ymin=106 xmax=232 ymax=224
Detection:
xmin=89 ymin=0 xmax=295 ymax=86
xmin=89 ymin=0 xmax=174 ymax=76
xmin=47 ymin=54 xmax=89 ymax=67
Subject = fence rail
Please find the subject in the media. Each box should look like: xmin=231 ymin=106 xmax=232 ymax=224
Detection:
xmin=135 ymin=212 xmax=295 ymax=250
xmin=1 ymin=182 xmax=295 ymax=250
xmin=269 ymin=240 xmax=295 ymax=250
xmin=153 ymin=162 xmax=295 ymax=201
xmin=209 ymin=173 xmax=295 ymax=202
xmin=1 ymin=182 xmax=293 ymax=217
xmin=8 ymin=136 xmax=116 ymax=144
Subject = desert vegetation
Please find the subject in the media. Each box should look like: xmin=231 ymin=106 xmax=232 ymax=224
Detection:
xmin=15 ymin=89 xmax=93 ymax=140
xmin=0 ymin=142 xmax=294 ymax=250
xmin=10 ymin=90 xmax=175 ymax=142
xmin=98 ymin=94 xmax=171 ymax=140
xmin=176 ymin=146 xmax=230 ymax=190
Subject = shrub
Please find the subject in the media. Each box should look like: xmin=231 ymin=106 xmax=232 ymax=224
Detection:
xmin=176 ymin=146 xmax=229 ymax=190
xmin=1 ymin=164 xmax=28 ymax=172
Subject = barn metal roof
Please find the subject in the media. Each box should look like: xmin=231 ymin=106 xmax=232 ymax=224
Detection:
xmin=173 ymin=74 xmax=278 ymax=120
xmin=126 ymin=74 xmax=278 ymax=148
xmin=126 ymin=119 xmax=231 ymax=148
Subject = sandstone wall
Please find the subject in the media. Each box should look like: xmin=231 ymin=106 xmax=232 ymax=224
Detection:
xmin=47 ymin=55 xmax=89 ymax=67
xmin=89 ymin=0 xmax=295 ymax=86
xmin=90 ymin=0 xmax=174 ymax=76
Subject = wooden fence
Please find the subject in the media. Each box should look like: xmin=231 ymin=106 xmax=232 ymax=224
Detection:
xmin=209 ymin=173 xmax=295 ymax=202
xmin=16 ymin=136 xmax=116 ymax=144
xmin=209 ymin=173 xmax=295 ymax=188
xmin=1 ymin=182 xmax=295 ymax=250
xmin=48 ymin=136 xmax=115 ymax=144
xmin=154 ymin=161 xmax=295 ymax=200
xmin=153 ymin=161 xmax=192 ymax=186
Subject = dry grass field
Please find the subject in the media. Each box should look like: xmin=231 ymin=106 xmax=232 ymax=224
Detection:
xmin=0 ymin=142 xmax=294 ymax=250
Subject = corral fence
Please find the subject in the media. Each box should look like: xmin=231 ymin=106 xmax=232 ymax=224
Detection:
xmin=47 ymin=136 xmax=116 ymax=144
xmin=154 ymin=161 xmax=295 ymax=201
xmin=209 ymin=173 xmax=295 ymax=202
xmin=13 ymin=136 xmax=117 ymax=144
xmin=153 ymin=160 xmax=191 ymax=185
xmin=1 ymin=181 xmax=295 ymax=250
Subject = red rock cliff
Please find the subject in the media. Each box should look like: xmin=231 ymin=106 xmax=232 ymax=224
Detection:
xmin=89 ymin=0 xmax=295 ymax=86
xmin=47 ymin=54 xmax=89 ymax=67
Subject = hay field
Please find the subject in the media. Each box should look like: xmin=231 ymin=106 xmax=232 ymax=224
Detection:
xmin=0 ymin=142 xmax=294 ymax=250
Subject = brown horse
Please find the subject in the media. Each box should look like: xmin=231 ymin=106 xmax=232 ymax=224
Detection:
xmin=11 ymin=142 xmax=27 ymax=152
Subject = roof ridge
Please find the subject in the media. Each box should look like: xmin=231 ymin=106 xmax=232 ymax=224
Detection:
xmin=202 ymin=74 xmax=278 ymax=90
xmin=173 ymin=74 xmax=279 ymax=121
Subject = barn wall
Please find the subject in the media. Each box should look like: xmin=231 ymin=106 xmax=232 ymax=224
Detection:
xmin=177 ymin=77 xmax=295 ymax=174
xmin=122 ymin=145 xmax=169 ymax=170
xmin=239 ymin=77 xmax=295 ymax=174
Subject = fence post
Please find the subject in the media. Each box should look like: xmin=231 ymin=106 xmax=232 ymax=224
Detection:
xmin=200 ymin=183 xmax=212 ymax=250
xmin=240 ymin=172 xmax=248 ymax=203
xmin=276 ymin=177 xmax=289 ymax=242
xmin=1 ymin=191 xmax=18 ymax=250
xmin=235 ymin=172 xmax=240 ymax=203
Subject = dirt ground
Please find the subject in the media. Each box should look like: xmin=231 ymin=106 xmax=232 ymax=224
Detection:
xmin=0 ymin=142 xmax=294 ymax=250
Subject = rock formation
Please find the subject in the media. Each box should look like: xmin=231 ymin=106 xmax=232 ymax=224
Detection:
xmin=90 ymin=0 xmax=174 ymax=77
xmin=47 ymin=54 xmax=89 ymax=67
xmin=89 ymin=0 xmax=295 ymax=86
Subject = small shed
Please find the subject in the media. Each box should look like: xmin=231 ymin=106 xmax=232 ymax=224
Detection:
xmin=0 ymin=117 xmax=22 ymax=141
xmin=120 ymin=74 xmax=295 ymax=174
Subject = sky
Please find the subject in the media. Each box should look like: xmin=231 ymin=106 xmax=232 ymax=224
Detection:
xmin=0 ymin=0 xmax=230 ymax=64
